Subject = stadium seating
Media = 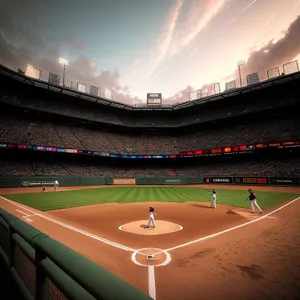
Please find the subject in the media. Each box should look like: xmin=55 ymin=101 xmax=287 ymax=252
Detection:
xmin=0 ymin=149 xmax=299 ymax=177
xmin=0 ymin=113 xmax=299 ymax=155
xmin=0 ymin=87 xmax=298 ymax=127
xmin=1 ymin=73 xmax=300 ymax=178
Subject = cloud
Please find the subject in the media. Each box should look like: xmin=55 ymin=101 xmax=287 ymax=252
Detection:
xmin=164 ymin=86 xmax=194 ymax=104
xmin=145 ymin=0 xmax=183 ymax=77
xmin=123 ymin=0 xmax=227 ymax=88
xmin=242 ymin=0 xmax=257 ymax=12
xmin=0 ymin=0 xmax=132 ymax=103
xmin=243 ymin=15 xmax=300 ymax=80
xmin=221 ymin=15 xmax=300 ymax=87
xmin=199 ymin=83 xmax=216 ymax=95
xmin=293 ymin=0 xmax=300 ymax=10
xmin=258 ymin=12 xmax=277 ymax=35
xmin=179 ymin=0 xmax=227 ymax=49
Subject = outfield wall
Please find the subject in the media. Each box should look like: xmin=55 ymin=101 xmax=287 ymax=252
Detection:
xmin=203 ymin=176 xmax=300 ymax=186
xmin=0 ymin=176 xmax=299 ymax=188
xmin=0 ymin=176 xmax=108 ymax=188
xmin=0 ymin=208 xmax=151 ymax=300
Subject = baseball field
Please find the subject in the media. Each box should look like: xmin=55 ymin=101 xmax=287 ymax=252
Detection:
xmin=1 ymin=184 xmax=300 ymax=300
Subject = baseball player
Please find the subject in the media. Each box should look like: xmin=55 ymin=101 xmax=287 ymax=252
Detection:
xmin=42 ymin=185 xmax=46 ymax=193
xmin=54 ymin=180 xmax=59 ymax=192
xmin=146 ymin=206 xmax=156 ymax=229
xmin=246 ymin=189 xmax=263 ymax=214
xmin=211 ymin=189 xmax=217 ymax=209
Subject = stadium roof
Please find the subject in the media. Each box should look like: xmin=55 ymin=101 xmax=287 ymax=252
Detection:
xmin=1 ymin=63 xmax=300 ymax=112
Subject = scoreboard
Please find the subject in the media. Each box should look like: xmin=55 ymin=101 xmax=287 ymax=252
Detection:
xmin=147 ymin=93 xmax=162 ymax=106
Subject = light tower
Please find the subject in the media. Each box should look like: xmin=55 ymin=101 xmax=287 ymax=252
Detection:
xmin=59 ymin=57 xmax=68 ymax=87
xmin=237 ymin=59 xmax=246 ymax=88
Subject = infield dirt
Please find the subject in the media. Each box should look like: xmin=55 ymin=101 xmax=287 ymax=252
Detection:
xmin=1 ymin=185 xmax=300 ymax=300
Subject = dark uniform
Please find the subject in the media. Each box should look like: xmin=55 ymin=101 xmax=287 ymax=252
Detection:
xmin=247 ymin=189 xmax=263 ymax=214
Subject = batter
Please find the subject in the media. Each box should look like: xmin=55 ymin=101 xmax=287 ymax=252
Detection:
xmin=146 ymin=206 xmax=156 ymax=229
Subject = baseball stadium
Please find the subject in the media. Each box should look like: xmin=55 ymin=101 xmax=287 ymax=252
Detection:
xmin=1 ymin=56 xmax=300 ymax=300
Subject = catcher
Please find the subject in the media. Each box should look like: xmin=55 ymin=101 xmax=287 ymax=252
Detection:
xmin=146 ymin=206 xmax=156 ymax=229
xmin=246 ymin=189 xmax=263 ymax=214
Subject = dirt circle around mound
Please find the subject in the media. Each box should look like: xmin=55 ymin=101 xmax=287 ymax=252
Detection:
xmin=118 ymin=220 xmax=183 ymax=235
xmin=131 ymin=248 xmax=171 ymax=267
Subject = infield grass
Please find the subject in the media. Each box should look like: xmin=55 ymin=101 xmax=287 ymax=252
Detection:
xmin=1 ymin=187 xmax=299 ymax=211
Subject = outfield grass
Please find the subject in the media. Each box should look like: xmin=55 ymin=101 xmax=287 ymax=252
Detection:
xmin=1 ymin=187 xmax=299 ymax=211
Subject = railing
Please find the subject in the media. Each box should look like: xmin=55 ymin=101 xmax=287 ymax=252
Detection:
xmin=0 ymin=208 xmax=152 ymax=300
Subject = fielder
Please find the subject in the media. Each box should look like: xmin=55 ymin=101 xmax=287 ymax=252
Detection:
xmin=246 ymin=189 xmax=263 ymax=214
xmin=54 ymin=180 xmax=59 ymax=192
xmin=211 ymin=189 xmax=217 ymax=209
xmin=146 ymin=206 xmax=156 ymax=229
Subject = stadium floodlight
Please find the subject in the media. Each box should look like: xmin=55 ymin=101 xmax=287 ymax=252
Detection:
xmin=59 ymin=57 xmax=68 ymax=87
xmin=283 ymin=60 xmax=299 ymax=75
xmin=213 ymin=82 xmax=221 ymax=94
xmin=237 ymin=59 xmax=246 ymax=88
xmin=25 ymin=64 xmax=41 ymax=80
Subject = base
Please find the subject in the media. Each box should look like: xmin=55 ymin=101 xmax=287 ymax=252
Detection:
xmin=147 ymin=254 xmax=155 ymax=260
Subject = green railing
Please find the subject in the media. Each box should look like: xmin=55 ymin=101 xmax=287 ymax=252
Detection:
xmin=0 ymin=208 xmax=152 ymax=300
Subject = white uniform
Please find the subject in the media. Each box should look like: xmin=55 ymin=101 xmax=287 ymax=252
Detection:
xmin=211 ymin=191 xmax=217 ymax=209
xmin=54 ymin=180 xmax=59 ymax=192
xmin=250 ymin=199 xmax=262 ymax=213
xmin=147 ymin=211 xmax=156 ymax=228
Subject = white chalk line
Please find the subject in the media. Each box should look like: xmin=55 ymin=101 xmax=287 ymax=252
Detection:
xmin=118 ymin=221 xmax=183 ymax=235
xmin=2 ymin=196 xmax=299 ymax=300
xmin=16 ymin=209 xmax=30 ymax=216
xmin=22 ymin=214 xmax=38 ymax=218
xmin=148 ymin=266 xmax=156 ymax=300
xmin=0 ymin=196 xmax=135 ymax=253
xmin=3 ymin=196 xmax=299 ymax=255
xmin=154 ymin=196 xmax=300 ymax=255
xmin=131 ymin=247 xmax=172 ymax=300
xmin=131 ymin=248 xmax=171 ymax=267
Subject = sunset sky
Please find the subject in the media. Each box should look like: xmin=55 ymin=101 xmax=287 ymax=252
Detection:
xmin=1 ymin=0 xmax=300 ymax=104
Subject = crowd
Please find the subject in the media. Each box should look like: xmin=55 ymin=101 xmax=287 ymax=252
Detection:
xmin=0 ymin=113 xmax=299 ymax=155
xmin=0 ymin=155 xmax=299 ymax=177
xmin=1 ymin=80 xmax=299 ymax=179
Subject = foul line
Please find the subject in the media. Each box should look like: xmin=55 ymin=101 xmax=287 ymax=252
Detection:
xmin=148 ymin=266 xmax=156 ymax=300
xmin=2 ymin=196 xmax=299 ymax=300
xmin=0 ymin=196 xmax=135 ymax=253
xmin=155 ymin=196 xmax=300 ymax=255
xmin=16 ymin=209 xmax=30 ymax=217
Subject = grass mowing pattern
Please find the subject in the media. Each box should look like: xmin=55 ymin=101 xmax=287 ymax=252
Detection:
xmin=1 ymin=187 xmax=299 ymax=212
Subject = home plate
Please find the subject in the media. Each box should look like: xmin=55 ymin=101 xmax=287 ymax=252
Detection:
xmin=147 ymin=254 xmax=155 ymax=260
xmin=24 ymin=218 xmax=33 ymax=222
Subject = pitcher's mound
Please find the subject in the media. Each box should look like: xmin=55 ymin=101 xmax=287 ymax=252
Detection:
xmin=119 ymin=220 xmax=183 ymax=235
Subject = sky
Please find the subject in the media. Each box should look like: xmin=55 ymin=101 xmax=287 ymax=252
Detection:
xmin=0 ymin=0 xmax=300 ymax=105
